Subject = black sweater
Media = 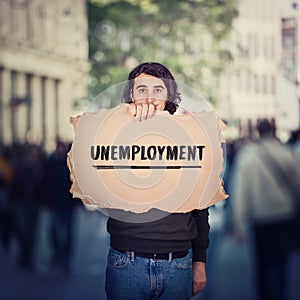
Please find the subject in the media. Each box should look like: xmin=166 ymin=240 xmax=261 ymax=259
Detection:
xmin=107 ymin=208 xmax=210 ymax=262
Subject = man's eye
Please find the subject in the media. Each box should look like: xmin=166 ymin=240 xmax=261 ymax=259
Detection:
xmin=154 ymin=88 xmax=163 ymax=94
xmin=138 ymin=88 xmax=146 ymax=93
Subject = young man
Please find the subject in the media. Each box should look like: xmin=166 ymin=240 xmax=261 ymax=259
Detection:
xmin=105 ymin=62 xmax=210 ymax=300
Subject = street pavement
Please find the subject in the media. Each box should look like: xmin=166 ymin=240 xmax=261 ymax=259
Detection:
xmin=0 ymin=204 xmax=299 ymax=300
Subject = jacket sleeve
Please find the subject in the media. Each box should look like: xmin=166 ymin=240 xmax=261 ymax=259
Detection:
xmin=191 ymin=208 xmax=210 ymax=262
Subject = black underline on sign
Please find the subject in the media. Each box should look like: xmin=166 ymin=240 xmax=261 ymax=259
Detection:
xmin=92 ymin=165 xmax=202 ymax=170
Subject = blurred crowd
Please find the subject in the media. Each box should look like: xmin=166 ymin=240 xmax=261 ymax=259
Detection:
xmin=224 ymin=122 xmax=300 ymax=238
xmin=0 ymin=141 xmax=80 ymax=273
xmin=221 ymin=120 xmax=300 ymax=300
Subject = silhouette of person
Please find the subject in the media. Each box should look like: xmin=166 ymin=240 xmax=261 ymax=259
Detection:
xmin=48 ymin=141 xmax=79 ymax=273
xmin=231 ymin=119 xmax=300 ymax=300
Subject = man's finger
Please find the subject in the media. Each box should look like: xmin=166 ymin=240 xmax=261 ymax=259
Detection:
xmin=147 ymin=104 xmax=155 ymax=119
xmin=128 ymin=103 xmax=137 ymax=117
xmin=141 ymin=103 xmax=149 ymax=121
xmin=134 ymin=104 xmax=142 ymax=122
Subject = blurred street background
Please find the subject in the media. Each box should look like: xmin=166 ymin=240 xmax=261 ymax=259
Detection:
xmin=1 ymin=0 xmax=300 ymax=299
xmin=1 ymin=204 xmax=300 ymax=300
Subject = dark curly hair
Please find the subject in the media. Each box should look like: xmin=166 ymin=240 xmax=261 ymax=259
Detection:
xmin=122 ymin=62 xmax=181 ymax=115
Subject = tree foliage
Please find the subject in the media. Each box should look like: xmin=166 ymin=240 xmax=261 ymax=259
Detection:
xmin=87 ymin=0 xmax=238 ymax=105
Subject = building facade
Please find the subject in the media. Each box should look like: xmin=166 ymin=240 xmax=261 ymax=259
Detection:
xmin=0 ymin=0 xmax=89 ymax=150
xmin=217 ymin=0 xmax=299 ymax=140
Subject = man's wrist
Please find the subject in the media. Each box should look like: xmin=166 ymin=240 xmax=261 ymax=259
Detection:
xmin=192 ymin=261 xmax=205 ymax=267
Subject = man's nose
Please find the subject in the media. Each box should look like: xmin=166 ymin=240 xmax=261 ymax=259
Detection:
xmin=146 ymin=94 xmax=154 ymax=103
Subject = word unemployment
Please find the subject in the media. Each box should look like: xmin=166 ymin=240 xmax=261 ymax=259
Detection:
xmin=91 ymin=145 xmax=206 ymax=161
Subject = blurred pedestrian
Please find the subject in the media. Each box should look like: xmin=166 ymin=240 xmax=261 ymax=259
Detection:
xmin=288 ymin=128 xmax=300 ymax=163
xmin=0 ymin=145 xmax=14 ymax=250
xmin=47 ymin=141 xmax=78 ymax=274
xmin=287 ymin=128 xmax=300 ymax=248
xmin=230 ymin=119 xmax=300 ymax=300
xmin=10 ymin=144 xmax=47 ymax=270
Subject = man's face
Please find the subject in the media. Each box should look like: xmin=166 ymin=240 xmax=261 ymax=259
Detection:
xmin=131 ymin=73 xmax=168 ymax=111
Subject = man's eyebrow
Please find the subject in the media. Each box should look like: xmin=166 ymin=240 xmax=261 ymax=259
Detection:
xmin=135 ymin=84 xmax=165 ymax=89
xmin=153 ymin=85 xmax=165 ymax=89
xmin=135 ymin=84 xmax=147 ymax=89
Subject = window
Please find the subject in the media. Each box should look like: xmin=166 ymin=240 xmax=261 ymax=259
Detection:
xmin=263 ymin=36 xmax=268 ymax=58
xmin=254 ymin=74 xmax=259 ymax=94
xmin=54 ymin=79 xmax=60 ymax=140
xmin=41 ymin=77 xmax=46 ymax=146
xmin=254 ymin=35 xmax=259 ymax=57
xmin=271 ymin=76 xmax=276 ymax=95
xmin=10 ymin=71 xmax=17 ymax=143
xmin=26 ymin=74 xmax=32 ymax=133
xmin=262 ymin=75 xmax=267 ymax=94
xmin=283 ymin=36 xmax=295 ymax=49
xmin=270 ymin=36 xmax=275 ymax=59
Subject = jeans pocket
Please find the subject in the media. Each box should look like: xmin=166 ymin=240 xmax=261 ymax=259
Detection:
xmin=172 ymin=253 xmax=192 ymax=270
xmin=108 ymin=248 xmax=130 ymax=269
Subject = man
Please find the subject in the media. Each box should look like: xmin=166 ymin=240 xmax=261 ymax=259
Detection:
xmin=105 ymin=62 xmax=210 ymax=300
xmin=231 ymin=119 xmax=300 ymax=300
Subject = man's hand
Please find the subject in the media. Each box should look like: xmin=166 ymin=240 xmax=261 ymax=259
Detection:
xmin=192 ymin=262 xmax=206 ymax=296
xmin=128 ymin=103 xmax=155 ymax=121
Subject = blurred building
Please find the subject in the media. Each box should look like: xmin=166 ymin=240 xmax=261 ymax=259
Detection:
xmin=0 ymin=0 xmax=89 ymax=150
xmin=218 ymin=0 xmax=300 ymax=140
xmin=277 ymin=12 xmax=299 ymax=139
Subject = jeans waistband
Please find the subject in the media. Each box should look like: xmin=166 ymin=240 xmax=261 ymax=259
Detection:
xmin=122 ymin=250 xmax=188 ymax=261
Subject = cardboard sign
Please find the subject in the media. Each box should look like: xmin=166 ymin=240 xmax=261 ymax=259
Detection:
xmin=67 ymin=104 xmax=227 ymax=213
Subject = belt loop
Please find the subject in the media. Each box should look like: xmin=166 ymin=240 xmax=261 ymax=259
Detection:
xmin=130 ymin=251 xmax=135 ymax=262
xmin=168 ymin=252 xmax=172 ymax=262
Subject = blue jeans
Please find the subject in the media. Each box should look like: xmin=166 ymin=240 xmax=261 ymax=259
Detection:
xmin=105 ymin=248 xmax=193 ymax=300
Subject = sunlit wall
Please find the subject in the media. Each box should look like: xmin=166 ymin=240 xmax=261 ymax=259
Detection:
xmin=0 ymin=0 xmax=90 ymax=151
